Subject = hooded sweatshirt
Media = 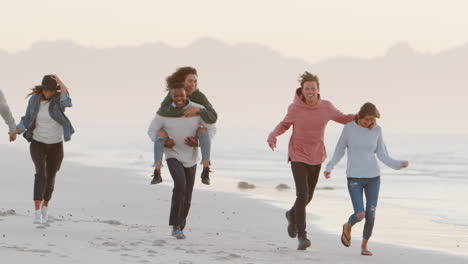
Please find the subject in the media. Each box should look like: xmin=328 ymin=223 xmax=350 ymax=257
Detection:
xmin=267 ymin=88 xmax=356 ymax=166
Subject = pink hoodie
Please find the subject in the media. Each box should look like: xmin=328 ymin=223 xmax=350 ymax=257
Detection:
xmin=268 ymin=88 xmax=356 ymax=166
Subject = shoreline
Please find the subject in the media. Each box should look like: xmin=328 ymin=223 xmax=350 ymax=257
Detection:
xmin=1 ymin=144 xmax=467 ymax=263
xmin=204 ymin=176 xmax=468 ymax=258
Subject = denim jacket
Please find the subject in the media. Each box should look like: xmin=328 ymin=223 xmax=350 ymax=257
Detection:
xmin=17 ymin=93 xmax=74 ymax=142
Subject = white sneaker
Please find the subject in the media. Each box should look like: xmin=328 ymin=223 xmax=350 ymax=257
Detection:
xmin=33 ymin=210 xmax=42 ymax=224
xmin=41 ymin=206 xmax=48 ymax=223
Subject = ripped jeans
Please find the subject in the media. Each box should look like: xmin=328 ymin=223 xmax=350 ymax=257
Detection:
xmin=154 ymin=127 xmax=211 ymax=164
xmin=347 ymin=176 xmax=380 ymax=240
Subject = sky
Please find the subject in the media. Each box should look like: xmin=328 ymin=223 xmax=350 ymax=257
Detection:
xmin=1 ymin=0 xmax=468 ymax=62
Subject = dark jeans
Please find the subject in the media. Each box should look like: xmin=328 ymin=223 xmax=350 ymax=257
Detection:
xmin=166 ymin=158 xmax=197 ymax=229
xmin=30 ymin=139 xmax=64 ymax=201
xmin=289 ymin=161 xmax=321 ymax=236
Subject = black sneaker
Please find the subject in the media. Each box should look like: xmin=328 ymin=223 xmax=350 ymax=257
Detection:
xmin=201 ymin=167 xmax=211 ymax=185
xmin=297 ymin=234 xmax=311 ymax=250
xmin=150 ymin=168 xmax=162 ymax=184
xmin=285 ymin=210 xmax=298 ymax=238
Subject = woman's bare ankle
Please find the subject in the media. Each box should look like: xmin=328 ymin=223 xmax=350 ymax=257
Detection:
xmin=202 ymin=160 xmax=210 ymax=167
xmin=154 ymin=162 xmax=162 ymax=170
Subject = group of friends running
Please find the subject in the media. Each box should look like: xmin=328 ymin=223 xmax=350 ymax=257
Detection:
xmin=0 ymin=68 xmax=408 ymax=256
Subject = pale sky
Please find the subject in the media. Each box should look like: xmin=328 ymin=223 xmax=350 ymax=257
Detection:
xmin=1 ymin=0 xmax=468 ymax=62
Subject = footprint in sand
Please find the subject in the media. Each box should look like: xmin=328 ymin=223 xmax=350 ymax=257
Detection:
xmin=120 ymin=253 xmax=140 ymax=258
xmin=304 ymin=257 xmax=321 ymax=262
xmin=152 ymin=240 xmax=167 ymax=247
xmin=7 ymin=245 xmax=52 ymax=254
xmin=36 ymin=223 xmax=51 ymax=229
xmin=120 ymin=246 xmax=132 ymax=252
xmin=101 ymin=220 xmax=122 ymax=226
xmin=214 ymin=252 xmax=242 ymax=261
xmin=129 ymin=241 xmax=143 ymax=246
xmin=102 ymin=241 xmax=119 ymax=247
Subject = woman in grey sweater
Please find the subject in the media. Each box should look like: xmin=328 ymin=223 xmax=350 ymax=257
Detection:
xmin=324 ymin=102 xmax=409 ymax=256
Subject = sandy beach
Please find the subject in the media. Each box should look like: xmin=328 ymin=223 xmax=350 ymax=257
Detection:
xmin=1 ymin=145 xmax=467 ymax=264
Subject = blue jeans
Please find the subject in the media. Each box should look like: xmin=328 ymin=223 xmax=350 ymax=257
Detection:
xmin=154 ymin=127 xmax=211 ymax=164
xmin=166 ymin=158 xmax=197 ymax=228
xmin=347 ymin=176 xmax=380 ymax=240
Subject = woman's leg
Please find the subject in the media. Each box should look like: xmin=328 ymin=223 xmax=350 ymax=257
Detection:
xmin=30 ymin=140 xmax=46 ymax=222
xmin=196 ymin=127 xmax=211 ymax=165
xmin=30 ymin=140 xmax=46 ymax=205
xmin=361 ymin=177 xmax=381 ymax=255
xmin=34 ymin=200 xmax=42 ymax=211
xmin=343 ymin=178 xmax=366 ymax=246
xmin=152 ymin=130 xmax=168 ymax=184
xmin=43 ymin=142 xmax=64 ymax=202
xmin=197 ymin=127 xmax=212 ymax=185
xmin=154 ymin=130 xmax=168 ymax=168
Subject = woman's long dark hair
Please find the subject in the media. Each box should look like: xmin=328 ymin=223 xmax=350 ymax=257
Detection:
xmin=27 ymin=87 xmax=44 ymax=98
xmin=26 ymin=88 xmax=62 ymax=98
xmin=165 ymin=66 xmax=197 ymax=91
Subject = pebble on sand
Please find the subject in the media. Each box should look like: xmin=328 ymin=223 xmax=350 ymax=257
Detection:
xmin=275 ymin=184 xmax=290 ymax=191
xmin=237 ymin=181 xmax=256 ymax=190
xmin=316 ymin=186 xmax=334 ymax=190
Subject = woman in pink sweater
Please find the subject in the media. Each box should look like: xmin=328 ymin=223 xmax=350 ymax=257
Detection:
xmin=267 ymin=71 xmax=356 ymax=250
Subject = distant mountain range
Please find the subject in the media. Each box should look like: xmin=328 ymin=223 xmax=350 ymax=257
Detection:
xmin=1 ymin=38 xmax=466 ymax=135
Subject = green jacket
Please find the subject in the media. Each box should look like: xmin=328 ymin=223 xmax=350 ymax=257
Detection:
xmin=156 ymin=89 xmax=218 ymax=124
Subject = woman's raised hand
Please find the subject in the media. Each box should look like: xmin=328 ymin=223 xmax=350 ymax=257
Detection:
xmin=49 ymin=74 xmax=63 ymax=86
xmin=50 ymin=74 xmax=69 ymax=95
